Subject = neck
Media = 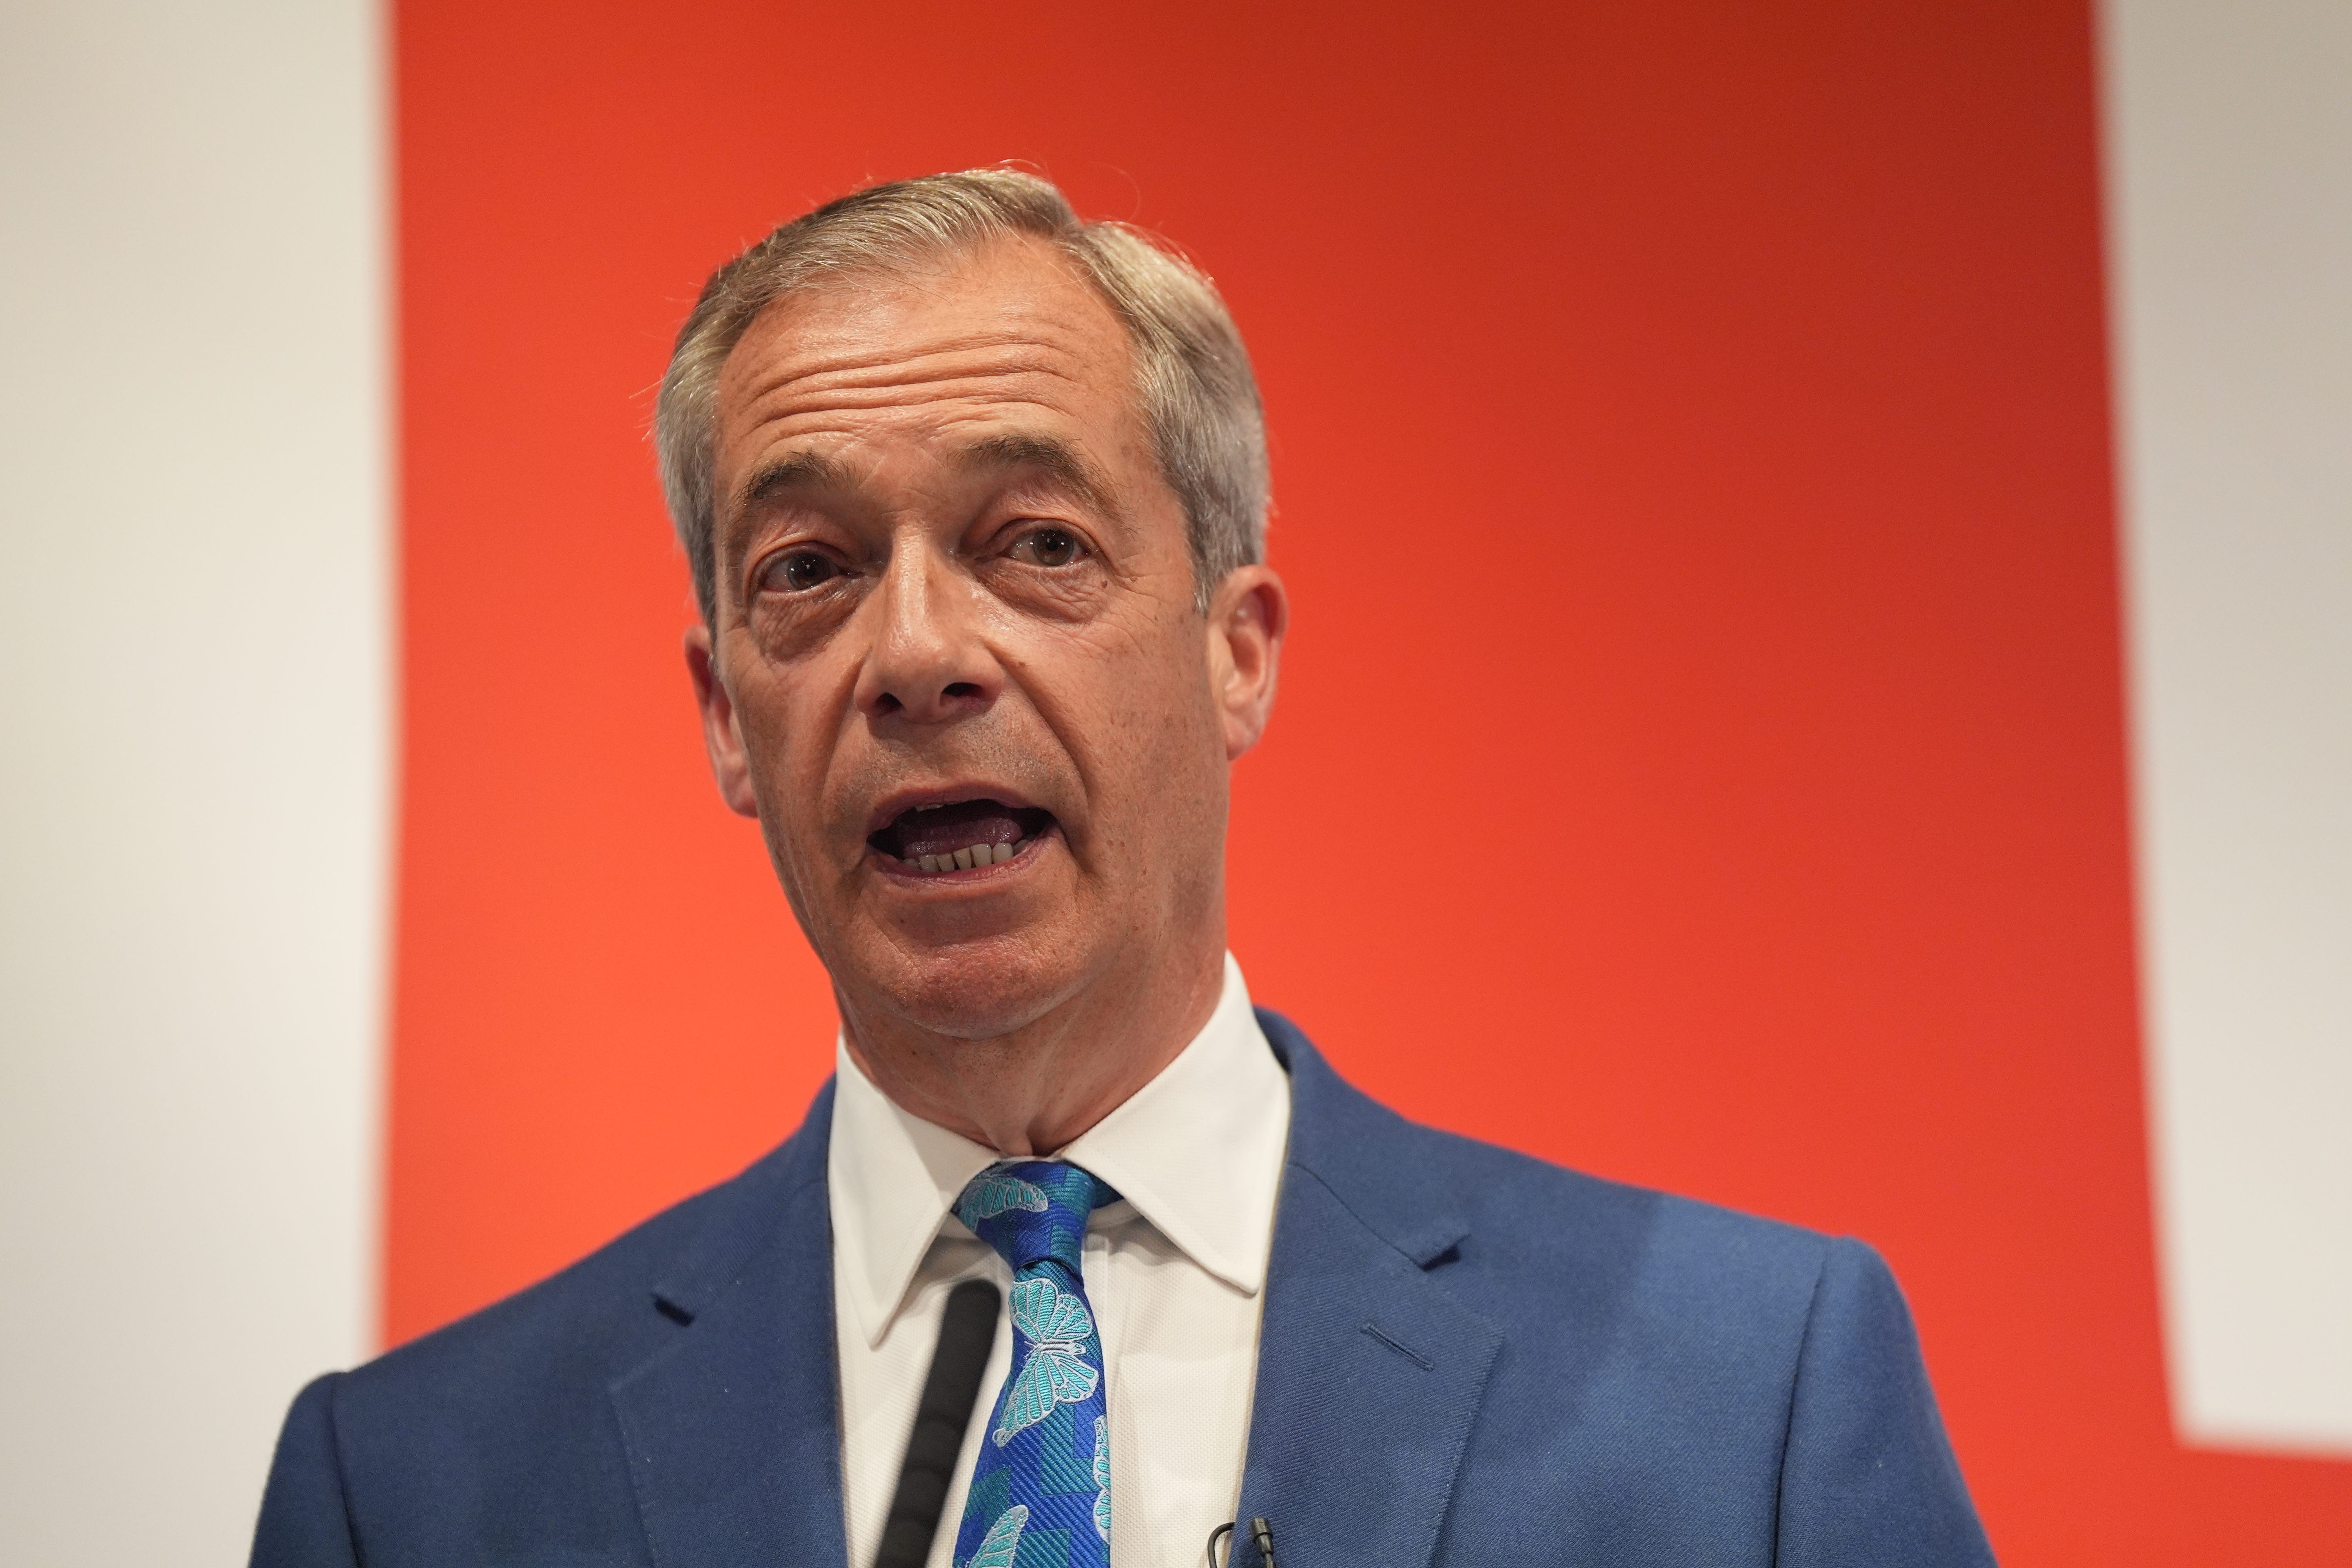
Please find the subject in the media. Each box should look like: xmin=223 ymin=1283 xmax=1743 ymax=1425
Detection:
xmin=837 ymin=935 xmax=1227 ymax=1156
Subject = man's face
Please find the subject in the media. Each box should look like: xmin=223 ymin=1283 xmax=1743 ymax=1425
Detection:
xmin=688 ymin=237 xmax=1276 ymax=1042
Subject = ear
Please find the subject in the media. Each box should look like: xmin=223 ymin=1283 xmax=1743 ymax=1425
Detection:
xmin=685 ymin=623 xmax=760 ymax=818
xmin=1205 ymin=564 xmax=1287 ymax=762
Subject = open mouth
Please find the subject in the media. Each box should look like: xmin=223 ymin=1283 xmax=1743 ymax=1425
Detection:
xmin=868 ymin=799 xmax=1056 ymax=877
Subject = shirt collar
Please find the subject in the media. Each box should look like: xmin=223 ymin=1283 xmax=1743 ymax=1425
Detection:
xmin=828 ymin=953 xmax=1292 ymax=1348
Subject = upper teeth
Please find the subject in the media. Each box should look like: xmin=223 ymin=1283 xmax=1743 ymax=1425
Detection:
xmin=915 ymin=842 xmax=1019 ymax=873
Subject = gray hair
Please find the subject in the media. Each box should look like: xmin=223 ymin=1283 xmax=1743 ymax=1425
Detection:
xmin=654 ymin=169 xmax=1269 ymax=620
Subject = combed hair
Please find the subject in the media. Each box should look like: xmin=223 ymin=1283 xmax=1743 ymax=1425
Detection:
xmin=654 ymin=169 xmax=1269 ymax=620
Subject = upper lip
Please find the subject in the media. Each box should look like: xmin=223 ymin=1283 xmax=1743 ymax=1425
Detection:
xmin=862 ymin=782 xmax=1047 ymax=837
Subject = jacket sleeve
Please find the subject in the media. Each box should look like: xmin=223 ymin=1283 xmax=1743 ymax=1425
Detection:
xmin=250 ymin=1373 xmax=362 ymax=1568
xmin=1774 ymin=1238 xmax=1998 ymax=1567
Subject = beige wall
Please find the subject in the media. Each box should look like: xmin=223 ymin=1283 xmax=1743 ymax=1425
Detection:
xmin=2105 ymin=0 xmax=2352 ymax=1452
xmin=0 ymin=1 xmax=388 ymax=1561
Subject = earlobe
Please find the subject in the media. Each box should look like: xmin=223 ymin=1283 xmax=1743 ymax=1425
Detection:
xmin=684 ymin=624 xmax=760 ymax=818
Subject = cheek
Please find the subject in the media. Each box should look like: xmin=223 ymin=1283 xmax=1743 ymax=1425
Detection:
xmin=724 ymin=661 xmax=826 ymax=802
xmin=1072 ymin=624 xmax=1224 ymax=814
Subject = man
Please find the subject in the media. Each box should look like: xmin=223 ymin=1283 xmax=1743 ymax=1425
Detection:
xmin=253 ymin=170 xmax=1994 ymax=1568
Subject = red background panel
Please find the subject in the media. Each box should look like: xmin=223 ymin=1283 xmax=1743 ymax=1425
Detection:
xmin=390 ymin=0 xmax=2352 ymax=1558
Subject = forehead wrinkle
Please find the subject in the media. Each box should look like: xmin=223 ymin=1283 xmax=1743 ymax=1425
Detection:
xmin=715 ymin=286 xmax=1153 ymax=550
xmin=732 ymin=390 xmax=1083 ymax=485
xmin=721 ymin=396 xmax=1099 ymax=548
xmin=745 ymin=378 xmax=1089 ymax=429
xmin=734 ymin=362 xmax=1095 ymax=433
xmin=727 ymin=323 xmax=1110 ymax=412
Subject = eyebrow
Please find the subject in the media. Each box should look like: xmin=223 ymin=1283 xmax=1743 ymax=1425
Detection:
xmin=733 ymin=448 xmax=856 ymax=518
xmin=951 ymin=432 xmax=1120 ymax=519
xmin=728 ymin=431 xmax=1121 ymax=534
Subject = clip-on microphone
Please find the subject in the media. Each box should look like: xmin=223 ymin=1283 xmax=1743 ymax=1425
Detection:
xmin=873 ymin=1278 xmax=1003 ymax=1568
xmin=1204 ymin=1515 xmax=1277 ymax=1568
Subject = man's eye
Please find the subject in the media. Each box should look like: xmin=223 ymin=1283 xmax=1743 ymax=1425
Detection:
xmin=762 ymin=550 xmax=839 ymax=593
xmin=1011 ymin=527 xmax=1083 ymax=568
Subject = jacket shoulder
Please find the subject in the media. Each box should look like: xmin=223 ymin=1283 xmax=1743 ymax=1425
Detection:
xmin=1255 ymin=1010 xmax=1991 ymax=1564
xmin=338 ymin=1086 xmax=830 ymax=1421
xmin=1414 ymin=1108 xmax=1831 ymax=1283
xmin=252 ymin=1102 xmax=833 ymax=1566
xmin=1259 ymin=1006 xmax=1840 ymax=1342
xmin=350 ymin=1167 xmax=732 ymax=1396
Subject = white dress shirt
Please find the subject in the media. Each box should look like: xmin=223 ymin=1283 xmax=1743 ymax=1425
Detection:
xmin=830 ymin=954 xmax=1291 ymax=1568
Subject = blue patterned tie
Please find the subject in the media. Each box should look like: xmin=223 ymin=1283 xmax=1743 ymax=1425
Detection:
xmin=949 ymin=1160 xmax=1119 ymax=1568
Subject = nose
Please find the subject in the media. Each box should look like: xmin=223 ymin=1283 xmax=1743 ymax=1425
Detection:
xmin=852 ymin=538 xmax=1002 ymax=724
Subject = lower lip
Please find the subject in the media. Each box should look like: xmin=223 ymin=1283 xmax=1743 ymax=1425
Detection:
xmin=871 ymin=826 xmax=1054 ymax=885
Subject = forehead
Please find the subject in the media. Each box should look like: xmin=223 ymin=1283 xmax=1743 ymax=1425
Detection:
xmin=712 ymin=236 xmax=1143 ymax=479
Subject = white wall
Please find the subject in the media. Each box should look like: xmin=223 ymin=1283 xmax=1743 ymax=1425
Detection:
xmin=2103 ymin=0 xmax=2352 ymax=1452
xmin=0 ymin=1 xmax=388 ymax=1560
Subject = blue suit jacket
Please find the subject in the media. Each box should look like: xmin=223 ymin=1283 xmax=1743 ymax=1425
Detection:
xmin=253 ymin=1012 xmax=1995 ymax=1566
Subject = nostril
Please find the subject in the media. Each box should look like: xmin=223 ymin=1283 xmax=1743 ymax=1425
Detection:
xmin=873 ymin=692 xmax=903 ymax=715
xmin=942 ymin=682 xmax=983 ymax=700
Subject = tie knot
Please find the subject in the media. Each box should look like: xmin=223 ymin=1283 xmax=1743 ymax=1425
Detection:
xmin=955 ymin=1160 xmax=1117 ymax=1275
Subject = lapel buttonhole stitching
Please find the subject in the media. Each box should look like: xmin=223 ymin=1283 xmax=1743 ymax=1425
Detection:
xmin=1360 ymin=1320 xmax=1436 ymax=1370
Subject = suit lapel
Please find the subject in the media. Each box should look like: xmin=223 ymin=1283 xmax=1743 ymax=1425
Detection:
xmin=1232 ymin=1014 xmax=1503 ymax=1568
xmin=597 ymin=1019 xmax=1497 ymax=1568
xmin=610 ymin=1083 xmax=849 ymax=1568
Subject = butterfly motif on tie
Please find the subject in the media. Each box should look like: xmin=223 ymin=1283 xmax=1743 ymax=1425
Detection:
xmin=963 ymin=1503 xmax=1028 ymax=1568
xmin=1092 ymin=1414 xmax=1111 ymax=1543
xmin=993 ymin=1276 xmax=1100 ymax=1444
xmin=957 ymin=1169 xmax=1050 ymax=1230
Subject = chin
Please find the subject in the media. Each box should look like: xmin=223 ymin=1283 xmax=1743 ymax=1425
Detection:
xmin=860 ymin=925 xmax=1093 ymax=1041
